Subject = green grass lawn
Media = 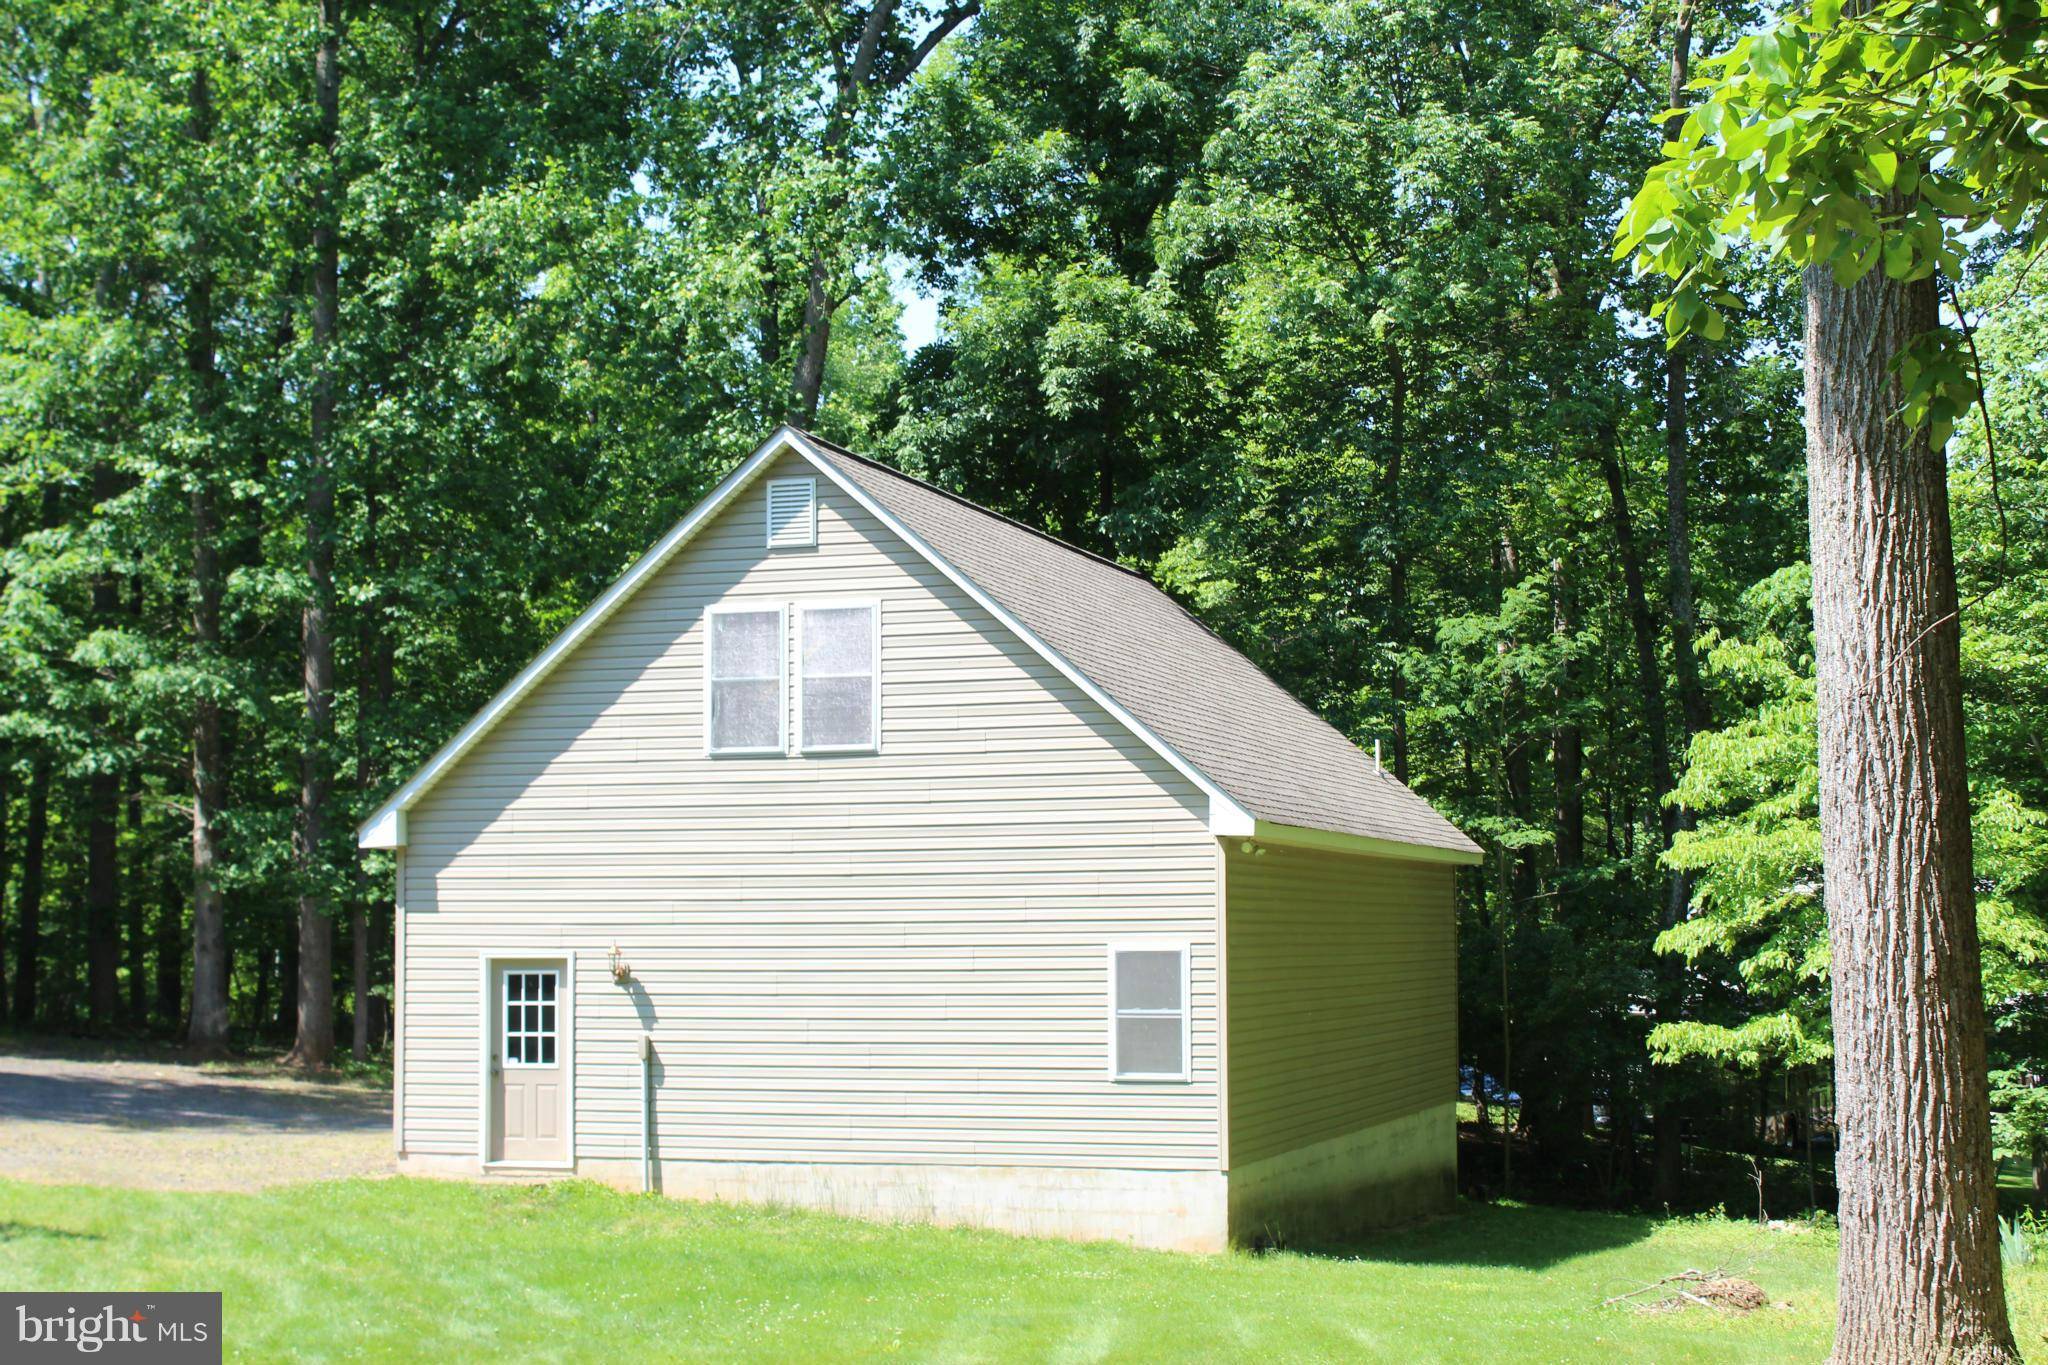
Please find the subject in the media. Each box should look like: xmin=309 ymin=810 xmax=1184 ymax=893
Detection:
xmin=3 ymin=1178 xmax=2045 ymax=1362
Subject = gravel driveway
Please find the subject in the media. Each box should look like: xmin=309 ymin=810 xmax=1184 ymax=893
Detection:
xmin=0 ymin=1049 xmax=393 ymax=1191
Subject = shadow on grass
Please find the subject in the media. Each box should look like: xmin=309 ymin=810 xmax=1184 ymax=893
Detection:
xmin=0 ymin=1221 xmax=103 ymax=1244
xmin=0 ymin=1066 xmax=389 ymax=1133
xmin=0 ymin=1031 xmax=391 ymax=1088
xmin=1275 ymin=1198 xmax=1659 ymax=1270
xmin=0 ymin=1034 xmax=390 ymax=1135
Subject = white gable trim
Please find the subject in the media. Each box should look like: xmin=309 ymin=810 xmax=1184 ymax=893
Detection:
xmin=358 ymin=426 xmax=1255 ymax=849
xmin=357 ymin=430 xmax=797 ymax=847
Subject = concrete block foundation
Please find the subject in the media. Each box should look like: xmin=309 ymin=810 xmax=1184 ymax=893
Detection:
xmin=398 ymin=1102 xmax=1453 ymax=1253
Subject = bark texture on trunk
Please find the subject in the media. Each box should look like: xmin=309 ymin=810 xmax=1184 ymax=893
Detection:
xmin=187 ymin=522 xmax=228 ymax=1050
xmin=790 ymin=255 xmax=833 ymax=424
xmin=1597 ymin=436 xmax=1686 ymax=1203
xmin=185 ymin=67 xmax=232 ymax=1054
xmin=291 ymin=0 xmax=342 ymax=1067
xmin=1598 ymin=443 xmax=1676 ymax=838
xmin=1806 ymin=253 xmax=2016 ymax=1363
xmin=86 ymin=470 xmax=122 ymax=1028
xmin=784 ymin=0 xmax=975 ymax=421
xmin=11 ymin=758 xmax=47 ymax=1025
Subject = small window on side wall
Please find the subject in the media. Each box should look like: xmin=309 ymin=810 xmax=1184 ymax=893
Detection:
xmin=1110 ymin=944 xmax=1190 ymax=1082
xmin=798 ymin=601 xmax=879 ymax=752
xmin=706 ymin=604 xmax=785 ymax=754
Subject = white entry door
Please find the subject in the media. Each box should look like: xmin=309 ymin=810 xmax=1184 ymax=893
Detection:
xmin=490 ymin=962 xmax=567 ymax=1164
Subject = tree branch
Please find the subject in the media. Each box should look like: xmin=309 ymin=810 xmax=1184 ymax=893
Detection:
xmin=1570 ymin=43 xmax=1655 ymax=99
xmin=849 ymin=0 xmax=898 ymax=91
xmin=888 ymin=2 xmax=978 ymax=89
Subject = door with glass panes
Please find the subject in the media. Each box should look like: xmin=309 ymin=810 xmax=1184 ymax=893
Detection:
xmin=489 ymin=961 xmax=567 ymax=1164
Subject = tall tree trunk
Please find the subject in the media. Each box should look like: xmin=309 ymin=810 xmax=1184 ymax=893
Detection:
xmin=11 ymin=758 xmax=48 ymax=1025
xmin=1661 ymin=0 xmax=1710 ymax=942
xmin=187 ymin=569 xmax=229 ymax=1050
xmin=1652 ymin=3 xmax=1708 ymax=1212
xmin=783 ymin=0 xmax=974 ymax=422
xmin=1496 ymin=531 xmax=1538 ymax=900
xmin=1597 ymin=442 xmax=1677 ymax=833
xmin=0 ymin=763 xmax=10 ymax=1008
xmin=1597 ymin=436 xmax=1686 ymax=1204
xmin=185 ymin=67 xmax=232 ymax=1054
xmin=789 ymin=255 xmax=832 ymax=425
xmin=251 ymin=927 xmax=270 ymax=1036
xmin=1807 ymin=246 xmax=2015 ymax=1360
xmin=1551 ymin=554 xmax=1584 ymax=868
xmin=85 ymin=466 xmax=122 ymax=1028
xmin=1664 ymin=354 xmax=1705 ymax=746
xmin=351 ymin=474 xmax=394 ymax=1062
xmin=155 ymin=868 xmax=183 ymax=1031
xmin=277 ymin=913 xmax=299 ymax=1037
xmin=291 ymin=0 xmax=342 ymax=1067
xmin=84 ymin=777 xmax=118 ymax=1026
xmin=124 ymin=772 xmax=144 ymax=1025
xmin=1384 ymin=343 xmax=1411 ymax=784
xmin=1662 ymin=0 xmax=1707 ymax=748
xmin=349 ymin=906 xmax=368 ymax=1058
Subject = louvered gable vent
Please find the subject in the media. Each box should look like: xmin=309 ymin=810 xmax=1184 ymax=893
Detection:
xmin=764 ymin=477 xmax=817 ymax=549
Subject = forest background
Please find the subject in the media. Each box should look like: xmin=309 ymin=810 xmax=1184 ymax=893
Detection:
xmin=4 ymin=0 xmax=2044 ymax=1212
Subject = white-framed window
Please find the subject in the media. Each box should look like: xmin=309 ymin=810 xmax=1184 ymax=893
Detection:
xmin=705 ymin=603 xmax=786 ymax=754
xmin=501 ymin=968 xmax=559 ymax=1067
xmin=765 ymin=478 xmax=817 ymax=550
xmin=796 ymin=600 xmax=880 ymax=753
xmin=1109 ymin=943 xmax=1191 ymax=1082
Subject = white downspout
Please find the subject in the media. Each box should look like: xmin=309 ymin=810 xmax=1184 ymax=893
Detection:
xmin=639 ymin=1033 xmax=654 ymax=1193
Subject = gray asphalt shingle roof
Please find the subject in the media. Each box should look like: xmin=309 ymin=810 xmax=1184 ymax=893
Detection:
xmin=801 ymin=432 xmax=1480 ymax=857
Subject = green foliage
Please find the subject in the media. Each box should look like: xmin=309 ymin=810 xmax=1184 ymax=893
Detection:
xmin=1655 ymin=566 xmax=1827 ymax=1067
xmin=2003 ymin=1212 xmax=2037 ymax=1268
xmin=0 ymin=0 xmax=845 ymax=1032
xmin=0 ymin=0 xmax=2039 ymax=1217
xmin=1617 ymin=0 xmax=2048 ymax=441
xmin=1651 ymin=249 xmax=2048 ymax=1133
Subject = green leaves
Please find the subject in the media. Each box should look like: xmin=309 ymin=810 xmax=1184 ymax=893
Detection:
xmin=1615 ymin=0 xmax=2048 ymax=436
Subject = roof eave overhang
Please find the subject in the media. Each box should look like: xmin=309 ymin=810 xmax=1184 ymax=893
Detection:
xmin=1236 ymin=818 xmax=1485 ymax=866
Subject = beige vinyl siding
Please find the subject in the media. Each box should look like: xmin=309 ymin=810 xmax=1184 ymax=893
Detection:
xmin=1223 ymin=842 xmax=1456 ymax=1168
xmin=400 ymin=451 xmax=1220 ymax=1169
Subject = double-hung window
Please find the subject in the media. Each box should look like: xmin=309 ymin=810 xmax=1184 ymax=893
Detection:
xmin=1110 ymin=944 xmax=1190 ymax=1082
xmin=797 ymin=601 xmax=879 ymax=752
xmin=705 ymin=604 xmax=786 ymax=754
